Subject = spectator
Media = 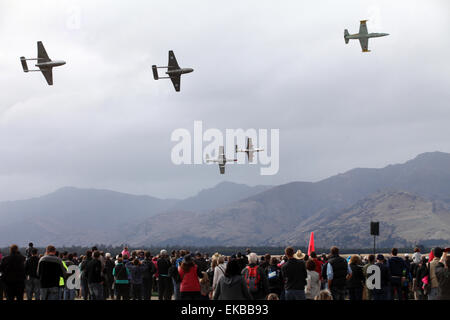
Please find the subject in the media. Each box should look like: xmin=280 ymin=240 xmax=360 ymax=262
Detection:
xmin=242 ymin=253 xmax=269 ymax=300
xmin=113 ymin=257 xmax=130 ymax=300
xmin=266 ymin=257 xmax=284 ymax=299
xmin=213 ymin=259 xmax=252 ymax=300
xmin=314 ymin=289 xmax=333 ymax=300
xmin=413 ymin=256 xmax=429 ymax=300
xmin=25 ymin=243 xmax=34 ymax=259
xmin=37 ymin=245 xmax=66 ymax=300
xmin=435 ymin=252 xmax=450 ymax=300
xmin=281 ymin=247 xmax=308 ymax=300
xmin=327 ymin=246 xmax=351 ymax=300
xmin=79 ymin=252 xmax=92 ymax=300
xmin=121 ymin=246 xmax=130 ymax=259
xmin=387 ymin=248 xmax=407 ymax=300
xmin=62 ymin=252 xmax=75 ymax=300
xmin=372 ymin=254 xmax=390 ymax=300
xmin=200 ymin=272 xmax=212 ymax=300
xmin=178 ymin=254 xmax=203 ymax=300
xmin=129 ymin=258 xmax=144 ymax=300
xmin=412 ymin=247 xmax=422 ymax=265
xmin=347 ymin=255 xmax=364 ymax=300
xmin=305 ymin=259 xmax=320 ymax=300
xmin=103 ymin=253 xmax=115 ymax=299
xmin=141 ymin=251 xmax=156 ymax=300
xmin=86 ymin=250 xmax=104 ymax=300
xmin=212 ymin=255 xmax=227 ymax=296
xmin=0 ymin=244 xmax=26 ymax=301
xmin=363 ymin=254 xmax=376 ymax=300
xmin=194 ymin=252 xmax=208 ymax=273
xmin=157 ymin=250 xmax=173 ymax=300
xmin=428 ymin=247 xmax=444 ymax=300
xmin=25 ymin=248 xmax=40 ymax=300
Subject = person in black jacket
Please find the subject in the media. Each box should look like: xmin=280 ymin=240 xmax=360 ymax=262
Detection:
xmin=372 ymin=254 xmax=391 ymax=300
xmin=37 ymin=245 xmax=66 ymax=300
xmin=327 ymin=246 xmax=351 ymax=300
xmin=86 ymin=250 xmax=104 ymax=300
xmin=281 ymin=247 xmax=308 ymax=300
xmin=0 ymin=244 xmax=26 ymax=301
xmin=267 ymin=257 xmax=284 ymax=298
xmin=103 ymin=253 xmax=115 ymax=299
xmin=25 ymin=248 xmax=40 ymax=300
xmin=413 ymin=256 xmax=429 ymax=300
xmin=387 ymin=248 xmax=407 ymax=300
xmin=347 ymin=255 xmax=364 ymax=300
xmin=141 ymin=251 xmax=156 ymax=300
xmin=157 ymin=250 xmax=173 ymax=300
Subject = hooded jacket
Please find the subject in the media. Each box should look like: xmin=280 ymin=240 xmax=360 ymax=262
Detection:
xmin=213 ymin=275 xmax=252 ymax=300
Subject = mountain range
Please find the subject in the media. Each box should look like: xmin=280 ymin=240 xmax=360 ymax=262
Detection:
xmin=1 ymin=152 xmax=450 ymax=248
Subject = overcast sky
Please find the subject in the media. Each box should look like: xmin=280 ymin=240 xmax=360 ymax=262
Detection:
xmin=0 ymin=0 xmax=449 ymax=201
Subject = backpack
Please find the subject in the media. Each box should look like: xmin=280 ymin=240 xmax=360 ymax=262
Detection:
xmin=244 ymin=266 xmax=261 ymax=293
xmin=115 ymin=264 xmax=128 ymax=281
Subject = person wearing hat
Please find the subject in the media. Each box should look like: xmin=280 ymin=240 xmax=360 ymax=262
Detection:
xmin=428 ymin=247 xmax=444 ymax=300
xmin=372 ymin=254 xmax=390 ymax=300
xmin=281 ymin=247 xmax=307 ymax=300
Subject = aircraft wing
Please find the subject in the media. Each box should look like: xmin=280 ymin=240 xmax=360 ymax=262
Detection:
xmin=219 ymin=164 xmax=225 ymax=174
xmin=247 ymin=151 xmax=254 ymax=163
xmin=37 ymin=41 xmax=51 ymax=62
xmin=40 ymin=68 xmax=53 ymax=85
xmin=170 ymin=75 xmax=181 ymax=92
xmin=359 ymin=38 xmax=369 ymax=52
xmin=247 ymin=137 xmax=253 ymax=150
xmin=359 ymin=20 xmax=368 ymax=35
xmin=168 ymin=50 xmax=180 ymax=71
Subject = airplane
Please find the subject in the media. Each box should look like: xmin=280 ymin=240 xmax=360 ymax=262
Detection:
xmin=235 ymin=137 xmax=264 ymax=163
xmin=152 ymin=50 xmax=194 ymax=92
xmin=20 ymin=41 xmax=66 ymax=85
xmin=344 ymin=20 xmax=389 ymax=52
xmin=206 ymin=146 xmax=237 ymax=174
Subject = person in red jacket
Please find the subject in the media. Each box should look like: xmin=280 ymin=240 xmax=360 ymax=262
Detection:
xmin=178 ymin=255 xmax=204 ymax=300
xmin=310 ymin=252 xmax=324 ymax=281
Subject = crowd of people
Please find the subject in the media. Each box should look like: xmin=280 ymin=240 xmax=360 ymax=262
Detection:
xmin=0 ymin=242 xmax=449 ymax=301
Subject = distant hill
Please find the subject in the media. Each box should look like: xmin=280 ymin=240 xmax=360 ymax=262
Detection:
xmin=171 ymin=181 xmax=273 ymax=213
xmin=0 ymin=183 xmax=272 ymax=247
xmin=126 ymin=152 xmax=450 ymax=248
xmin=2 ymin=152 xmax=450 ymax=248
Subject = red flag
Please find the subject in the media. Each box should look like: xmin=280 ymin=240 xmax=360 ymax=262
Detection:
xmin=429 ymin=249 xmax=434 ymax=262
xmin=308 ymin=232 xmax=315 ymax=256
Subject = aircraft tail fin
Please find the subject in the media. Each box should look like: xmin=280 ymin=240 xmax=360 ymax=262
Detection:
xmin=20 ymin=57 xmax=29 ymax=72
xmin=152 ymin=65 xmax=159 ymax=80
xmin=344 ymin=29 xmax=350 ymax=44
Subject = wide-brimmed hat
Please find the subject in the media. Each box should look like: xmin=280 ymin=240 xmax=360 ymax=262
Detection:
xmin=294 ymin=250 xmax=305 ymax=260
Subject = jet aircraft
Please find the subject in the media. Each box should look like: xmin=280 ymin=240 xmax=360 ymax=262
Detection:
xmin=20 ymin=41 xmax=66 ymax=85
xmin=344 ymin=20 xmax=389 ymax=52
xmin=235 ymin=137 xmax=264 ymax=163
xmin=206 ymin=146 xmax=237 ymax=174
xmin=152 ymin=50 xmax=193 ymax=92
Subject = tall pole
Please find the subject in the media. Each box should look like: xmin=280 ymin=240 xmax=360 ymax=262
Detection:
xmin=373 ymin=235 xmax=376 ymax=255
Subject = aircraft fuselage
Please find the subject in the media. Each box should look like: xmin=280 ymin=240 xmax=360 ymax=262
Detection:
xmin=346 ymin=32 xmax=389 ymax=40
xmin=166 ymin=68 xmax=194 ymax=76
